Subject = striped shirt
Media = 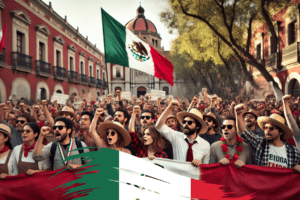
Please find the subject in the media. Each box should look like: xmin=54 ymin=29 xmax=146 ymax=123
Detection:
xmin=158 ymin=125 xmax=210 ymax=163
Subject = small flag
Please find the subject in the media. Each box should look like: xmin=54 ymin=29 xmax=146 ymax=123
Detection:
xmin=0 ymin=25 xmax=6 ymax=53
xmin=102 ymin=9 xmax=174 ymax=86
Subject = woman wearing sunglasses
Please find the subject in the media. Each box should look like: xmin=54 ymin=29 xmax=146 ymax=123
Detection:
xmin=9 ymin=122 xmax=50 ymax=176
xmin=0 ymin=124 xmax=13 ymax=179
xmin=90 ymin=109 xmax=131 ymax=154
xmin=129 ymin=109 xmax=167 ymax=160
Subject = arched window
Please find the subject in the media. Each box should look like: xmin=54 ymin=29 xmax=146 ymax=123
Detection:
xmin=163 ymin=87 xmax=169 ymax=95
xmin=289 ymin=79 xmax=300 ymax=97
xmin=56 ymin=90 xmax=62 ymax=94
xmin=97 ymin=91 xmax=100 ymax=97
xmin=80 ymin=61 xmax=84 ymax=74
xmin=116 ymin=69 xmax=121 ymax=78
xmin=40 ymin=88 xmax=46 ymax=100
xmin=137 ymin=86 xmax=146 ymax=97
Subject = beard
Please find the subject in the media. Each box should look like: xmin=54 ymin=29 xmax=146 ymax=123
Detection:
xmin=183 ymin=126 xmax=196 ymax=136
xmin=245 ymin=120 xmax=255 ymax=128
xmin=56 ymin=132 xmax=68 ymax=143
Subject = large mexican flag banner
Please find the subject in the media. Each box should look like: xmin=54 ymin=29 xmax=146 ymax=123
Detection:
xmin=102 ymin=8 xmax=174 ymax=86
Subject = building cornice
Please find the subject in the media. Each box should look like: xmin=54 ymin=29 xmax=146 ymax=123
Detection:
xmin=10 ymin=10 xmax=32 ymax=25
xmin=35 ymin=24 xmax=51 ymax=36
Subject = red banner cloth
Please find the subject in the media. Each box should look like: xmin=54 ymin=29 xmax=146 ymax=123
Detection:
xmin=0 ymin=169 xmax=84 ymax=200
xmin=200 ymin=163 xmax=300 ymax=200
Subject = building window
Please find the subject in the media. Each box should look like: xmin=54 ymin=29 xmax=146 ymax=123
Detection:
xmin=163 ymin=87 xmax=169 ymax=95
xmin=152 ymin=39 xmax=154 ymax=45
xmin=56 ymin=50 xmax=61 ymax=66
xmin=116 ymin=69 xmax=121 ymax=78
xmin=103 ymin=72 xmax=106 ymax=82
xmin=89 ymin=66 xmax=92 ymax=77
xmin=82 ymin=89 xmax=85 ymax=94
xmin=256 ymin=44 xmax=261 ymax=60
xmin=17 ymin=32 xmax=24 ymax=53
xmin=56 ymin=90 xmax=62 ymax=94
xmin=70 ymin=57 xmax=74 ymax=71
xmin=139 ymin=71 xmax=143 ymax=75
xmin=97 ymin=69 xmax=99 ymax=79
xmin=97 ymin=91 xmax=100 ymax=97
xmin=288 ymin=20 xmax=297 ymax=45
xmin=270 ymin=36 xmax=276 ymax=54
xmin=155 ymin=40 xmax=158 ymax=47
xmin=80 ymin=61 xmax=84 ymax=74
xmin=39 ymin=42 xmax=45 ymax=61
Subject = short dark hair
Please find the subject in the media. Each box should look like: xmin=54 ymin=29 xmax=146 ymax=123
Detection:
xmin=142 ymin=109 xmax=154 ymax=119
xmin=55 ymin=117 xmax=73 ymax=136
xmin=80 ymin=111 xmax=94 ymax=121
xmin=23 ymin=122 xmax=40 ymax=141
xmin=115 ymin=108 xmax=129 ymax=120
xmin=18 ymin=113 xmax=35 ymax=123
xmin=223 ymin=115 xmax=236 ymax=125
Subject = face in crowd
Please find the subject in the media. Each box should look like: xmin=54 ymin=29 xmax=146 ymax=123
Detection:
xmin=143 ymin=128 xmax=153 ymax=146
xmin=106 ymin=128 xmax=120 ymax=146
xmin=182 ymin=116 xmax=198 ymax=136
xmin=122 ymin=100 xmax=128 ymax=108
xmin=263 ymin=123 xmax=283 ymax=142
xmin=22 ymin=125 xmax=38 ymax=143
xmin=140 ymin=112 xmax=153 ymax=129
xmin=7 ymin=113 xmax=16 ymax=127
xmin=114 ymin=111 xmax=127 ymax=126
xmin=80 ymin=114 xmax=91 ymax=130
xmin=53 ymin=121 xmax=71 ymax=143
xmin=166 ymin=118 xmax=178 ymax=130
xmin=244 ymin=114 xmax=256 ymax=128
xmin=221 ymin=119 xmax=237 ymax=141
xmin=60 ymin=112 xmax=73 ymax=121
xmin=0 ymin=131 xmax=9 ymax=147
xmin=204 ymin=117 xmax=215 ymax=131
xmin=223 ymin=110 xmax=229 ymax=117
xmin=16 ymin=117 xmax=28 ymax=132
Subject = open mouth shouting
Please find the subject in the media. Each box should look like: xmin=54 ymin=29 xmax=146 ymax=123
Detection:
xmin=55 ymin=132 xmax=61 ymax=139
xmin=107 ymin=137 xmax=113 ymax=143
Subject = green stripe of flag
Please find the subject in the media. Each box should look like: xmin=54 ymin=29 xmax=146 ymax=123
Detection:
xmin=102 ymin=8 xmax=129 ymax=67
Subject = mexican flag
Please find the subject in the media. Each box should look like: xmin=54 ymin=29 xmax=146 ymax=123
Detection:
xmin=101 ymin=8 xmax=174 ymax=86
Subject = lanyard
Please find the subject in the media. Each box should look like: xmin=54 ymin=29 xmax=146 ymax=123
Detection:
xmin=57 ymin=138 xmax=73 ymax=166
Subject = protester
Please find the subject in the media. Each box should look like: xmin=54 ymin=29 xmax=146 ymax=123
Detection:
xmin=0 ymin=124 xmax=13 ymax=179
xmin=200 ymin=112 xmax=221 ymax=145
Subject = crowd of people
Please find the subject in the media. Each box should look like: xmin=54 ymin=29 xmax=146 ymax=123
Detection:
xmin=1 ymin=87 xmax=300 ymax=180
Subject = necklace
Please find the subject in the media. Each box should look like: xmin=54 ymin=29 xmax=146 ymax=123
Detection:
xmin=221 ymin=135 xmax=243 ymax=161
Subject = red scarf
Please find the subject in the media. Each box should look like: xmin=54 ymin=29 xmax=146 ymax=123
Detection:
xmin=23 ymin=141 xmax=36 ymax=157
xmin=0 ymin=145 xmax=9 ymax=154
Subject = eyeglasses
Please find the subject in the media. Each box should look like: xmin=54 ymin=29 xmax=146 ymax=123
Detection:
xmin=245 ymin=115 xmax=254 ymax=119
xmin=263 ymin=126 xmax=277 ymax=131
xmin=182 ymin=120 xmax=195 ymax=125
xmin=106 ymin=130 xmax=116 ymax=136
xmin=52 ymin=125 xmax=66 ymax=130
xmin=22 ymin=130 xmax=31 ymax=133
xmin=16 ymin=120 xmax=26 ymax=124
xmin=221 ymin=125 xmax=235 ymax=130
xmin=205 ymin=118 xmax=212 ymax=122
xmin=141 ymin=116 xmax=151 ymax=120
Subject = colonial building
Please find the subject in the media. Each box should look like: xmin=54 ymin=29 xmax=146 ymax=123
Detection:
xmin=0 ymin=0 xmax=107 ymax=103
xmin=106 ymin=5 xmax=186 ymax=97
xmin=249 ymin=3 xmax=300 ymax=98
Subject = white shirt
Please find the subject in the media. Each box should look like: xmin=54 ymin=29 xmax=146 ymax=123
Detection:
xmin=0 ymin=150 xmax=12 ymax=173
xmin=268 ymin=144 xmax=288 ymax=169
xmin=9 ymin=144 xmax=51 ymax=175
xmin=159 ymin=125 xmax=210 ymax=163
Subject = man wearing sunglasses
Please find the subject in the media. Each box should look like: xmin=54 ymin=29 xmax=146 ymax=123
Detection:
xmin=238 ymin=109 xmax=264 ymax=138
xmin=156 ymin=101 xmax=210 ymax=166
xmin=200 ymin=112 xmax=221 ymax=145
xmin=209 ymin=116 xmax=252 ymax=167
xmin=140 ymin=109 xmax=154 ymax=130
xmin=235 ymin=104 xmax=300 ymax=172
xmin=33 ymin=117 xmax=90 ymax=171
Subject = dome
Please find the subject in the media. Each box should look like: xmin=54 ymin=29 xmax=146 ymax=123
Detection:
xmin=125 ymin=6 xmax=158 ymax=34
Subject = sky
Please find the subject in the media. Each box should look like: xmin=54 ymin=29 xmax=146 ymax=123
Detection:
xmin=42 ymin=0 xmax=177 ymax=52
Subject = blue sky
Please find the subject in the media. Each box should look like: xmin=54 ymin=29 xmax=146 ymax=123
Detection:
xmin=42 ymin=0 xmax=177 ymax=52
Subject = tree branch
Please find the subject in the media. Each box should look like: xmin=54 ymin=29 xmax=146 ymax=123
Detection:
xmin=229 ymin=0 xmax=237 ymax=32
xmin=246 ymin=13 xmax=256 ymax=53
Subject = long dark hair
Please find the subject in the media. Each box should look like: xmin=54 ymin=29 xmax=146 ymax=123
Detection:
xmin=142 ymin=126 xmax=164 ymax=152
xmin=1 ymin=132 xmax=12 ymax=150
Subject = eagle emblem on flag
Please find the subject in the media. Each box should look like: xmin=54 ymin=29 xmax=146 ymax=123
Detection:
xmin=128 ymin=41 xmax=150 ymax=62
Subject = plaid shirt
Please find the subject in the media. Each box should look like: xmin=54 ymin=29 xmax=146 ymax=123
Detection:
xmin=129 ymin=131 xmax=168 ymax=159
xmin=240 ymin=129 xmax=300 ymax=168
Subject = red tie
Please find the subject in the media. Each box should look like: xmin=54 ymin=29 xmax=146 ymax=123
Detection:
xmin=185 ymin=138 xmax=197 ymax=162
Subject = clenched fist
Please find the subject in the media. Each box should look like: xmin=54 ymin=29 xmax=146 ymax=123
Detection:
xmin=234 ymin=104 xmax=244 ymax=115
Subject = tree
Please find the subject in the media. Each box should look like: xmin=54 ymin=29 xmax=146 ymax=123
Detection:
xmin=162 ymin=0 xmax=293 ymax=99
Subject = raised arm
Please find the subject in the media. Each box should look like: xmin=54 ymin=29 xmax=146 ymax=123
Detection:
xmin=106 ymin=94 xmax=114 ymax=117
xmin=89 ymin=109 xmax=107 ymax=149
xmin=42 ymin=100 xmax=54 ymax=126
xmin=129 ymin=107 xmax=138 ymax=132
xmin=187 ymin=96 xmax=197 ymax=112
xmin=234 ymin=104 xmax=246 ymax=133
xmin=33 ymin=126 xmax=51 ymax=157
xmin=157 ymin=97 xmax=162 ymax=115
xmin=155 ymin=101 xmax=177 ymax=131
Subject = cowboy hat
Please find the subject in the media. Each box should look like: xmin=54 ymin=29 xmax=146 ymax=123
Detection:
xmin=177 ymin=108 xmax=208 ymax=134
xmin=242 ymin=109 xmax=260 ymax=119
xmin=97 ymin=121 xmax=131 ymax=147
xmin=257 ymin=114 xmax=293 ymax=140
xmin=203 ymin=112 xmax=219 ymax=129
xmin=0 ymin=123 xmax=13 ymax=139
xmin=56 ymin=106 xmax=77 ymax=119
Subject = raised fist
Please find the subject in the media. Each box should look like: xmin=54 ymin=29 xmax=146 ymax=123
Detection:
xmin=136 ymin=100 xmax=142 ymax=105
xmin=41 ymin=100 xmax=47 ymax=106
xmin=282 ymin=95 xmax=292 ymax=103
xmin=234 ymin=104 xmax=244 ymax=115
xmin=192 ymin=96 xmax=198 ymax=104
xmin=19 ymin=103 xmax=25 ymax=107
xmin=95 ymin=108 xmax=103 ymax=117
xmin=116 ymin=90 xmax=121 ymax=96
xmin=157 ymin=97 xmax=161 ymax=102
xmin=107 ymin=94 xmax=113 ymax=99
xmin=211 ymin=95 xmax=218 ymax=103
xmin=34 ymin=105 xmax=40 ymax=111
xmin=80 ymin=101 xmax=85 ymax=108
xmin=133 ymin=105 xmax=140 ymax=115
xmin=41 ymin=126 xmax=51 ymax=137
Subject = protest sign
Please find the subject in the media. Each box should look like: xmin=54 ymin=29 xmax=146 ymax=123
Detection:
xmin=121 ymin=92 xmax=131 ymax=100
xmin=50 ymin=93 xmax=69 ymax=105
xmin=150 ymin=90 xmax=166 ymax=101
xmin=73 ymin=96 xmax=82 ymax=109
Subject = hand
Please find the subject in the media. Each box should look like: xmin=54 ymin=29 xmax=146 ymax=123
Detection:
xmin=83 ymin=99 xmax=87 ymax=107
xmin=0 ymin=103 xmax=5 ymax=108
xmin=131 ymin=95 xmax=135 ymax=101
xmin=148 ymin=155 xmax=155 ymax=160
xmin=231 ymin=101 xmax=236 ymax=107
xmin=19 ymin=103 xmax=25 ymax=107
xmin=2 ymin=106 xmax=9 ymax=113
xmin=0 ymin=173 xmax=8 ymax=179
xmin=211 ymin=95 xmax=218 ymax=104
xmin=219 ymin=158 xmax=230 ymax=165
xmin=116 ymin=90 xmax=121 ymax=97
xmin=133 ymin=106 xmax=140 ymax=115
xmin=192 ymin=159 xmax=202 ymax=167
xmin=95 ymin=108 xmax=103 ymax=117
xmin=282 ymin=95 xmax=292 ymax=104
xmin=157 ymin=97 xmax=161 ymax=102
xmin=234 ymin=160 xmax=245 ymax=168
xmin=293 ymin=164 xmax=300 ymax=174
xmin=34 ymin=105 xmax=40 ymax=112
xmin=107 ymin=94 xmax=113 ymax=100
xmin=192 ymin=96 xmax=198 ymax=105
xmin=80 ymin=101 xmax=85 ymax=108
xmin=26 ymin=169 xmax=36 ymax=176
xmin=40 ymin=126 xmax=51 ymax=137
xmin=41 ymin=100 xmax=47 ymax=106
xmin=167 ymin=97 xmax=172 ymax=105
xmin=53 ymin=100 xmax=57 ymax=107
xmin=234 ymin=104 xmax=244 ymax=115
xmin=67 ymin=164 xmax=80 ymax=171
xmin=136 ymin=100 xmax=142 ymax=105
xmin=148 ymin=94 xmax=152 ymax=101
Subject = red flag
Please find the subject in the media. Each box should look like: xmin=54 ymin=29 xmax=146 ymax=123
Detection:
xmin=0 ymin=25 xmax=6 ymax=53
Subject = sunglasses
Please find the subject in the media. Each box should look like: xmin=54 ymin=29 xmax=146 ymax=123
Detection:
xmin=245 ymin=115 xmax=254 ymax=119
xmin=263 ymin=126 xmax=277 ymax=131
xmin=52 ymin=125 xmax=66 ymax=130
xmin=141 ymin=116 xmax=151 ymax=120
xmin=106 ymin=130 xmax=116 ymax=136
xmin=221 ymin=125 xmax=235 ymax=130
xmin=22 ymin=130 xmax=31 ymax=133
xmin=182 ymin=120 xmax=195 ymax=125
xmin=16 ymin=120 xmax=26 ymax=124
xmin=205 ymin=118 xmax=212 ymax=122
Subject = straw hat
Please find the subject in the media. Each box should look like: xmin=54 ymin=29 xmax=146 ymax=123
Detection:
xmin=97 ymin=121 xmax=131 ymax=147
xmin=257 ymin=114 xmax=293 ymax=140
xmin=242 ymin=109 xmax=260 ymax=119
xmin=166 ymin=115 xmax=179 ymax=123
xmin=0 ymin=123 xmax=13 ymax=139
xmin=177 ymin=108 xmax=208 ymax=134
xmin=56 ymin=106 xmax=77 ymax=119
xmin=203 ymin=112 xmax=219 ymax=129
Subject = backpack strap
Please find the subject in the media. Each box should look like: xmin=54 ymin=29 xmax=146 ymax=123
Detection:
xmin=50 ymin=142 xmax=57 ymax=170
xmin=74 ymin=140 xmax=84 ymax=164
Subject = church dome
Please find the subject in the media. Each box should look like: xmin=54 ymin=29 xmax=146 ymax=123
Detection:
xmin=125 ymin=5 xmax=158 ymax=33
